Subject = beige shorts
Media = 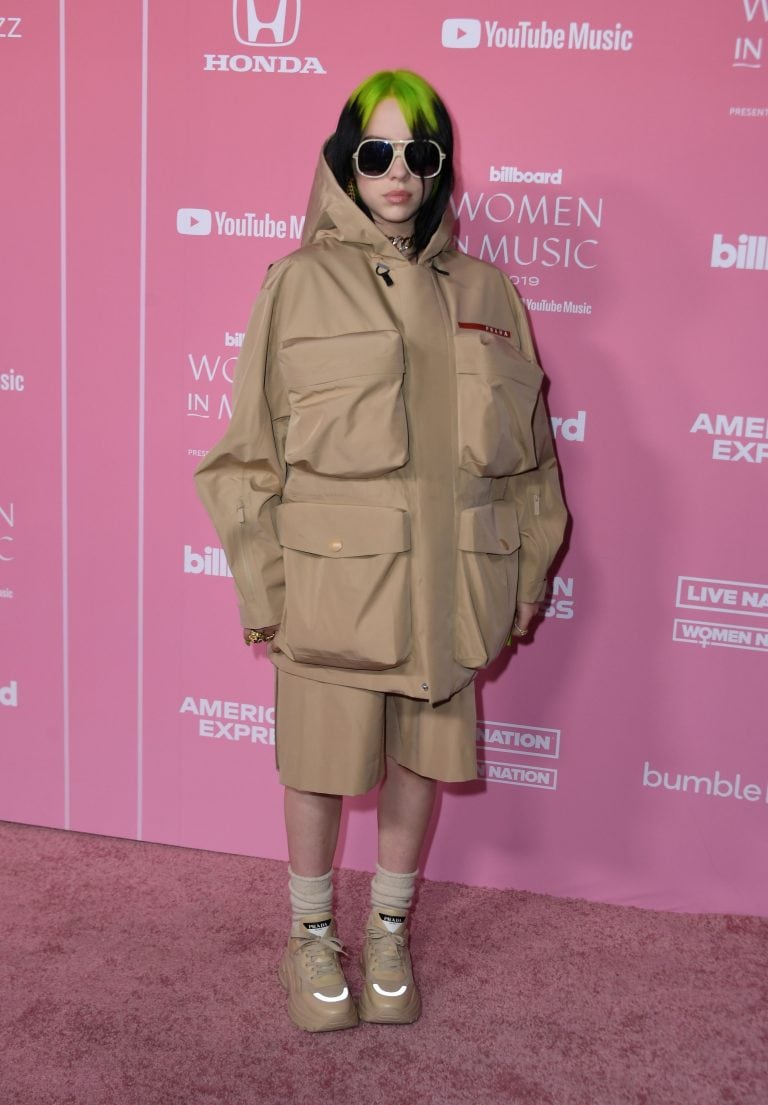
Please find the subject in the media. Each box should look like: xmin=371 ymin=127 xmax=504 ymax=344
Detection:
xmin=274 ymin=670 xmax=478 ymax=795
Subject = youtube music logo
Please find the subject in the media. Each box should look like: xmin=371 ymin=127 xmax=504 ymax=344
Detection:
xmin=442 ymin=18 xmax=481 ymax=48
xmin=177 ymin=208 xmax=212 ymax=235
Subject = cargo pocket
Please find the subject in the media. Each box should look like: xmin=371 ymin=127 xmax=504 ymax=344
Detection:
xmin=455 ymin=330 xmax=542 ymax=477
xmin=278 ymin=330 xmax=408 ymax=477
xmin=276 ymin=502 xmax=411 ymax=670
xmin=454 ymin=501 xmax=521 ymax=669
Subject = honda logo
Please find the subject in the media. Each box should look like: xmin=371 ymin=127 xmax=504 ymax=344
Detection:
xmin=232 ymin=0 xmax=301 ymax=47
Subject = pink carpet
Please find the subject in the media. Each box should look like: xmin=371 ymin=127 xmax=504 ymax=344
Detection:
xmin=2 ymin=819 xmax=767 ymax=1105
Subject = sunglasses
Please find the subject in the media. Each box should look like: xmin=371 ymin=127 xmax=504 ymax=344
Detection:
xmin=352 ymin=138 xmax=446 ymax=179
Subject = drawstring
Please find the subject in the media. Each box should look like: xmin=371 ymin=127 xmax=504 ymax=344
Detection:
xmin=375 ymin=262 xmax=394 ymax=287
xmin=375 ymin=259 xmax=450 ymax=285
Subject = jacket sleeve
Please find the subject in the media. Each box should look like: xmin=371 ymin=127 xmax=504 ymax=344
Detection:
xmin=502 ymin=276 xmax=569 ymax=604
xmin=193 ymin=269 xmax=290 ymax=628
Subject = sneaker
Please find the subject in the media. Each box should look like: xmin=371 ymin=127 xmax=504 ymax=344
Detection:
xmin=278 ymin=914 xmax=358 ymax=1032
xmin=358 ymin=908 xmax=421 ymax=1024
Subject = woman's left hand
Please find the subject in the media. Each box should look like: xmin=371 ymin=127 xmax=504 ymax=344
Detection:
xmin=511 ymin=602 xmax=540 ymax=638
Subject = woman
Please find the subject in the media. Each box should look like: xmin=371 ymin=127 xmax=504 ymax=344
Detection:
xmin=195 ymin=70 xmax=567 ymax=1033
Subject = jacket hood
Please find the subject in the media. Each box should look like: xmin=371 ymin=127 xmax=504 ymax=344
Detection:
xmin=301 ymin=142 xmax=455 ymax=265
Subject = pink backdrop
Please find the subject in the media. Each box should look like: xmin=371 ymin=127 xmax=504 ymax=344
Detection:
xmin=2 ymin=0 xmax=767 ymax=915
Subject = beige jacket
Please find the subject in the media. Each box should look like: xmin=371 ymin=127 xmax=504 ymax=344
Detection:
xmin=194 ymin=150 xmax=567 ymax=704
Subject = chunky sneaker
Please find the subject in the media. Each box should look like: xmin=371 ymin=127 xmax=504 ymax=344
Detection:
xmin=358 ymin=908 xmax=421 ymax=1024
xmin=278 ymin=914 xmax=358 ymax=1032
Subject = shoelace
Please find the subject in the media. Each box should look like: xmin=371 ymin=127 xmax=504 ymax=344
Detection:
xmin=298 ymin=934 xmax=347 ymax=982
xmin=365 ymin=926 xmax=406 ymax=975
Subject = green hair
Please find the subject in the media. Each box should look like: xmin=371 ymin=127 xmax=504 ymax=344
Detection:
xmin=348 ymin=69 xmax=439 ymax=133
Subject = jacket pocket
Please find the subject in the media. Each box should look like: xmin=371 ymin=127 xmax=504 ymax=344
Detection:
xmin=276 ymin=502 xmax=411 ymax=670
xmin=454 ymin=501 xmax=520 ymax=669
xmin=455 ymin=330 xmax=542 ymax=477
xmin=278 ymin=330 xmax=408 ymax=477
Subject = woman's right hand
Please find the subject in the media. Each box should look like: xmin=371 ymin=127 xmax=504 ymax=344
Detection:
xmin=243 ymin=625 xmax=280 ymax=646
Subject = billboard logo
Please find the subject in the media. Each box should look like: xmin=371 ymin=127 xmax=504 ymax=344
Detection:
xmin=177 ymin=208 xmax=212 ymax=236
xmin=442 ymin=18 xmax=482 ymax=48
xmin=184 ymin=545 xmax=232 ymax=577
xmin=233 ymin=0 xmax=301 ymax=47
xmin=551 ymin=410 xmax=586 ymax=442
xmin=490 ymin=166 xmax=563 ymax=185
xmin=711 ymin=233 xmax=768 ymax=270
xmin=1 ymin=680 xmax=18 ymax=707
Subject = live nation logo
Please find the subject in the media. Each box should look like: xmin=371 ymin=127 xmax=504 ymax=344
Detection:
xmin=203 ymin=0 xmax=326 ymax=74
xmin=476 ymin=720 xmax=560 ymax=789
xmin=673 ymin=575 xmax=768 ymax=654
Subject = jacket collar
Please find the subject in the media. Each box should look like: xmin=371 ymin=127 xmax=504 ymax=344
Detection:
xmin=301 ymin=143 xmax=455 ymax=267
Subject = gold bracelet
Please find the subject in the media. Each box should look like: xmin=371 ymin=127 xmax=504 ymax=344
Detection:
xmin=244 ymin=629 xmax=276 ymax=646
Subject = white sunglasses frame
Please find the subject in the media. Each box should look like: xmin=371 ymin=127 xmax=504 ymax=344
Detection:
xmin=352 ymin=138 xmax=446 ymax=179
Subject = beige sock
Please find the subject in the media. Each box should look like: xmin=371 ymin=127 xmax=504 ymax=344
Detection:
xmin=370 ymin=863 xmax=418 ymax=916
xmin=288 ymin=866 xmax=333 ymax=926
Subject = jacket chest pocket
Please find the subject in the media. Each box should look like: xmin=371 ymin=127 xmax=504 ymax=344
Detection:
xmin=275 ymin=502 xmax=412 ymax=670
xmin=455 ymin=330 xmax=542 ymax=478
xmin=454 ymin=501 xmax=520 ymax=669
xmin=278 ymin=330 xmax=408 ymax=478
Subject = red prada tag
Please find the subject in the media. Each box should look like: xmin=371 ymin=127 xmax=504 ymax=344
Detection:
xmin=458 ymin=321 xmax=511 ymax=338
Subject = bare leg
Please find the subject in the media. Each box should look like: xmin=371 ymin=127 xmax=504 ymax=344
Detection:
xmin=284 ymin=786 xmax=343 ymax=876
xmin=377 ymin=755 xmax=437 ymax=872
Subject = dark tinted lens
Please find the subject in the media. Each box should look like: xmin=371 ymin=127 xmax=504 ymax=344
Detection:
xmin=404 ymin=140 xmax=441 ymax=177
xmin=356 ymin=140 xmax=393 ymax=177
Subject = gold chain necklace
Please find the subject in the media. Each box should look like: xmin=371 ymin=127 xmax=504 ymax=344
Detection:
xmin=387 ymin=234 xmax=415 ymax=255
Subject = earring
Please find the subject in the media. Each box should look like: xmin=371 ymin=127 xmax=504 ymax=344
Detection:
xmin=346 ymin=178 xmax=357 ymax=201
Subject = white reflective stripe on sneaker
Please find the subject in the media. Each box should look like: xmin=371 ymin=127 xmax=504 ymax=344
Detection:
xmin=372 ymin=983 xmax=408 ymax=997
xmin=312 ymin=987 xmax=350 ymax=1003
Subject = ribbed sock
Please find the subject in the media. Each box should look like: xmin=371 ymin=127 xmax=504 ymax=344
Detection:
xmin=288 ymin=866 xmax=333 ymax=932
xmin=370 ymin=863 xmax=418 ymax=926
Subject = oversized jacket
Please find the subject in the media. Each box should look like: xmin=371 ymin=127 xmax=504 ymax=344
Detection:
xmin=194 ymin=149 xmax=567 ymax=706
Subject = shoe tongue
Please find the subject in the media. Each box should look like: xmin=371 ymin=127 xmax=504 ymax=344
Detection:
xmin=378 ymin=911 xmax=406 ymax=933
xmin=302 ymin=918 xmax=332 ymax=936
